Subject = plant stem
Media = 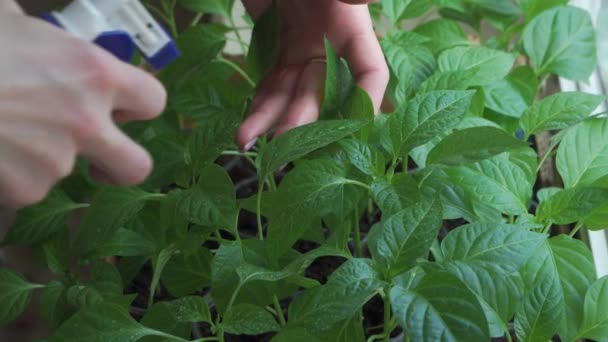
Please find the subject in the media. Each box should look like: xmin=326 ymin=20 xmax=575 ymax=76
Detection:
xmin=542 ymin=221 xmax=553 ymax=234
xmin=569 ymin=222 xmax=584 ymax=238
xmin=508 ymin=215 xmax=515 ymax=224
xmin=272 ymin=295 xmax=287 ymax=326
xmin=383 ymin=292 xmax=392 ymax=342
xmin=345 ymin=179 xmax=372 ymax=191
xmin=430 ymin=239 xmax=444 ymax=263
xmin=221 ymin=150 xmax=257 ymax=157
xmin=216 ymin=56 xmax=256 ymax=87
xmin=256 ymin=182 xmax=264 ymax=240
xmin=366 ymin=333 xmax=386 ymax=342
xmin=353 ymin=208 xmax=363 ymax=258
xmin=190 ymin=12 xmax=204 ymax=26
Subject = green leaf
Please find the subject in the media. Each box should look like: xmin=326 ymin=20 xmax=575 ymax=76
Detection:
xmin=427 ymin=126 xmax=528 ymax=166
xmin=368 ymin=197 xmax=443 ymax=276
xmin=140 ymin=302 xmax=190 ymax=342
xmin=576 ymin=276 xmax=608 ymax=341
xmin=163 ymin=296 xmax=212 ymax=323
xmin=520 ymin=92 xmax=604 ymax=137
xmin=523 ymin=6 xmax=597 ymax=80
xmin=371 ymin=173 xmax=421 ymax=217
xmin=381 ymin=0 xmax=412 ymax=23
xmin=74 ymin=187 xmax=156 ymax=257
xmin=149 ymin=245 xmax=178 ymax=309
xmin=178 ymin=0 xmax=234 ymax=17
xmin=381 ymin=32 xmax=436 ymax=100
xmin=483 ymin=66 xmax=538 ymax=118
xmin=320 ymin=38 xmax=355 ymax=120
xmin=0 ymin=269 xmax=39 ymax=325
xmin=173 ymin=164 xmax=237 ymax=231
xmin=258 ymin=120 xmax=368 ymax=180
xmin=188 ymin=110 xmax=241 ymax=174
xmin=287 ymin=259 xmax=384 ymax=331
xmin=39 ymin=281 xmax=68 ymax=329
xmin=88 ymin=227 xmax=156 ymax=258
xmin=161 ymin=248 xmax=212 ymax=297
xmin=223 ymin=303 xmax=280 ymax=335
xmin=40 ymin=229 xmax=71 ymax=275
xmin=557 ymin=118 xmax=608 ymax=188
xmin=417 ymin=70 xmax=474 ymax=94
xmin=246 ymin=2 xmax=280 ymax=83
xmin=3 ymin=190 xmax=79 ymax=245
xmin=414 ymin=19 xmax=469 ymax=54
xmin=66 ymin=285 xmax=103 ymax=309
xmin=50 ymin=303 xmax=166 ymax=342
xmin=515 ymin=242 xmax=564 ymax=341
xmin=438 ymin=46 xmax=515 ymax=86
xmin=537 ymin=187 xmax=608 ymax=224
xmin=273 ymin=328 xmax=323 ymax=342
xmin=90 ymin=262 xmax=123 ymax=296
xmin=549 ymin=236 xmax=596 ymax=340
xmin=142 ymin=133 xmax=189 ymax=189
xmin=516 ymin=0 xmax=568 ymax=20
xmin=161 ymin=25 xmax=226 ymax=87
xmin=442 ymin=223 xmax=546 ymax=275
xmin=267 ymin=159 xmax=365 ymax=258
xmin=338 ymin=139 xmax=381 ymax=177
xmin=385 ymin=90 xmax=475 ymax=157
xmin=391 ymin=272 xmax=489 ymax=341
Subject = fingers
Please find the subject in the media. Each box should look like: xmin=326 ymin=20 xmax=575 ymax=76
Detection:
xmin=340 ymin=32 xmax=390 ymax=114
xmin=236 ymin=66 xmax=302 ymax=149
xmin=338 ymin=0 xmax=376 ymax=4
xmin=79 ymin=120 xmax=152 ymax=186
xmin=275 ymin=62 xmax=325 ymax=136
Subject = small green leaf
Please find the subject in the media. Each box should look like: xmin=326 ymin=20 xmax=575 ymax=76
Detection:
xmin=3 ymin=190 xmax=79 ymax=245
xmin=223 ymin=303 xmax=280 ymax=335
xmin=523 ymin=6 xmax=597 ymax=80
xmin=417 ymin=70 xmax=474 ymax=94
xmin=371 ymin=173 xmax=421 ymax=217
xmin=246 ymin=2 xmax=280 ymax=83
xmin=438 ymin=46 xmax=515 ymax=86
xmin=178 ymin=0 xmax=234 ymax=17
xmin=173 ymin=164 xmax=237 ymax=231
xmin=414 ymin=19 xmax=469 ymax=53
xmin=557 ymin=118 xmax=608 ymax=188
xmin=427 ymin=126 xmax=528 ymax=166
xmin=520 ymin=92 xmax=604 ymax=136
xmin=576 ymin=276 xmax=608 ymax=340
xmin=258 ymin=120 xmax=368 ymax=180
xmin=516 ymin=0 xmax=568 ymax=20
xmin=368 ymin=197 xmax=443 ymax=276
xmin=39 ymin=281 xmax=68 ymax=329
xmin=0 ymin=269 xmax=39 ymax=325
xmin=90 ymin=262 xmax=123 ymax=296
xmin=442 ymin=223 xmax=546 ymax=275
xmin=391 ymin=272 xmax=489 ymax=341
xmin=483 ymin=66 xmax=538 ymax=118
xmin=88 ymin=227 xmax=156 ymax=258
xmin=320 ymin=38 xmax=356 ymax=120
xmin=537 ymin=187 xmax=608 ymax=224
xmin=50 ymin=303 xmax=166 ymax=342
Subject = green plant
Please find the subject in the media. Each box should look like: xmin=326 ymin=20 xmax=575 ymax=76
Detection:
xmin=2 ymin=0 xmax=608 ymax=341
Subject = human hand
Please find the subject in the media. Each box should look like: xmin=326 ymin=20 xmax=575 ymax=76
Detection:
xmin=237 ymin=0 xmax=388 ymax=150
xmin=0 ymin=3 xmax=166 ymax=208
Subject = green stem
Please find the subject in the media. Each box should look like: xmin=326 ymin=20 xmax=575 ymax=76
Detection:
xmin=190 ymin=12 xmax=204 ymax=26
xmin=272 ymin=295 xmax=287 ymax=327
xmin=353 ymin=208 xmax=363 ymax=258
xmin=508 ymin=215 xmax=515 ymax=224
xmin=216 ymin=56 xmax=255 ymax=87
xmin=192 ymin=338 xmax=221 ymax=342
xmin=345 ymin=179 xmax=372 ymax=191
xmin=256 ymin=182 xmax=264 ymax=240
xmin=430 ymin=239 xmax=444 ymax=263
xmin=366 ymin=334 xmax=386 ymax=342
xmin=221 ymin=150 xmax=257 ymax=157
xmin=569 ymin=222 xmax=584 ymax=238
xmin=383 ymin=292 xmax=392 ymax=342
xmin=542 ymin=221 xmax=553 ymax=234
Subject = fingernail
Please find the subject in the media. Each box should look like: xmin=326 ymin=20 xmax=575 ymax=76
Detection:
xmin=243 ymin=138 xmax=258 ymax=152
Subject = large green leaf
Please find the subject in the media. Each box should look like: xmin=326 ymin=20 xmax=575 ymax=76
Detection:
xmin=483 ymin=66 xmax=538 ymax=118
xmin=414 ymin=19 xmax=469 ymax=54
xmin=368 ymin=197 xmax=443 ymax=276
xmin=438 ymin=46 xmax=515 ymax=86
xmin=442 ymin=223 xmax=546 ymax=275
xmin=371 ymin=173 xmax=421 ymax=217
xmin=385 ymin=90 xmax=475 ymax=157
xmin=515 ymin=242 xmax=565 ymax=341
xmin=537 ymin=187 xmax=608 ymax=224
xmin=39 ymin=281 xmax=68 ymax=329
xmin=246 ymin=2 xmax=279 ymax=83
xmin=576 ymin=276 xmax=608 ymax=341
xmin=390 ymin=272 xmax=489 ymax=341
xmin=50 ymin=303 xmax=169 ymax=342
xmin=3 ymin=190 xmax=80 ymax=245
xmin=267 ymin=159 xmax=365 ymax=258
xmin=557 ymin=118 xmax=608 ymax=189
xmin=258 ymin=120 xmax=368 ymax=180
xmin=173 ymin=164 xmax=237 ymax=231
xmin=516 ymin=0 xmax=568 ymax=20
xmin=522 ymin=6 xmax=597 ymax=80
xmin=287 ymin=259 xmax=384 ymax=331
xmin=161 ymin=248 xmax=213 ymax=297
xmin=520 ymin=92 xmax=604 ymax=137
xmin=0 ymin=269 xmax=40 ymax=325
xmin=427 ymin=126 xmax=528 ymax=166
xmin=74 ymin=187 xmax=157 ymax=257
xmin=87 ymin=227 xmax=156 ymax=258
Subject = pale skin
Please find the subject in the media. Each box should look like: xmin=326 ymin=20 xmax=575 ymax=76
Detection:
xmin=0 ymin=0 xmax=387 ymax=208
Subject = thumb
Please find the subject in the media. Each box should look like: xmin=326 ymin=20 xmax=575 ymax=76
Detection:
xmin=338 ymin=0 xmax=375 ymax=4
xmin=0 ymin=1 xmax=24 ymax=14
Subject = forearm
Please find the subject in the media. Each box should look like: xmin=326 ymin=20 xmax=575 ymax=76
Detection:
xmin=0 ymin=1 xmax=23 ymax=14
